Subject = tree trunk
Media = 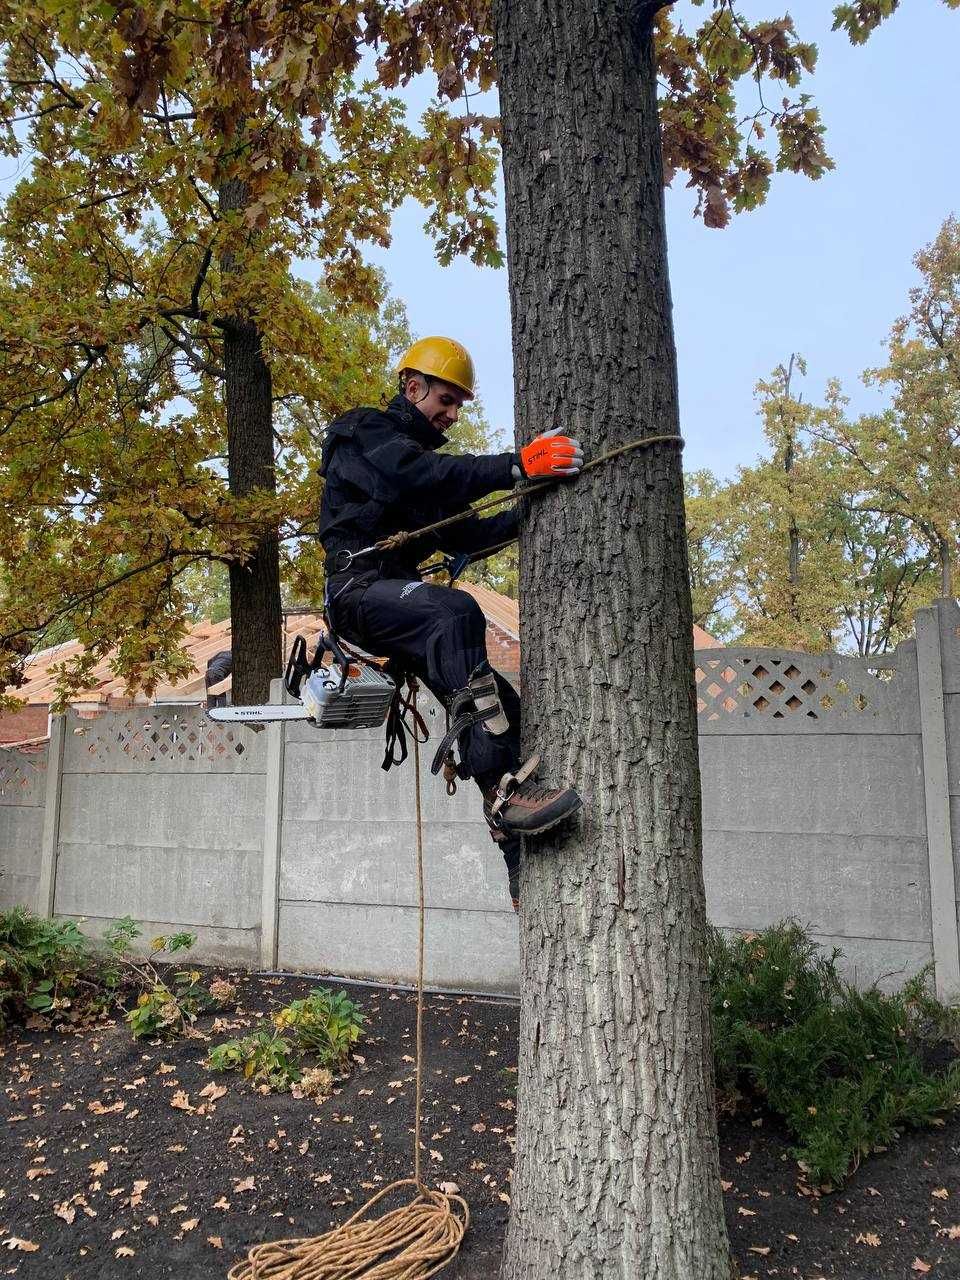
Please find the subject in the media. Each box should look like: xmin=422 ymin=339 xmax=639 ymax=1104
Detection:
xmin=940 ymin=536 xmax=953 ymax=599
xmin=219 ymin=176 xmax=282 ymax=705
xmin=493 ymin=4 xmax=731 ymax=1278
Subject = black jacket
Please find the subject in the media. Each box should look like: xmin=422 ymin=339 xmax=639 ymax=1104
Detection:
xmin=319 ymin=395 xmax=519 ymax=580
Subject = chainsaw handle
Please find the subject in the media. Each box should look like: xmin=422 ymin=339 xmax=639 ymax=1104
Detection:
xmin=321 ymin=630 xmax=350 ymax=695
xmin=283 ymin=635 xmax=310 ymax=699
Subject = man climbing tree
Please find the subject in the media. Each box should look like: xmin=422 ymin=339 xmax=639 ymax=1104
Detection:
xmin=319 ymin=335 xmax=584 ymax=909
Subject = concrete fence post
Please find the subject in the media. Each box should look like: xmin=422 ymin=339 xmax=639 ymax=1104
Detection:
xmin=259 ymin=678 xmax=286 ymax=969
xmin=915 ymin=603 xmax=960 ymax=1002
xmin=36 ymin=713 xmax=66 ymax=917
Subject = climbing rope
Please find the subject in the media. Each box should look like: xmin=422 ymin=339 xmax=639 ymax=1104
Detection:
xmin=227 ymin=684 xmax=468 ymax=1280
xmin=344 ymin=431 xmax=685 ymax=565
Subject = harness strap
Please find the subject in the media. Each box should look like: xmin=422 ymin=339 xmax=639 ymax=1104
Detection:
xmin=429 ymin=695 xmax=500 ymax=776
xmin=489 ymin=753 xmax=541 ymax=821
xmin=382 ymin=675 xmax=430 ymax=772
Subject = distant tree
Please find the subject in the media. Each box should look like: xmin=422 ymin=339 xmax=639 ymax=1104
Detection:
xmin=815 ymin=216 xmax=960 ymax=600
xmin=694 ymin=362 xmax=939 ymax=655
xmin=683 ymin=469 xmax=737 ymax=641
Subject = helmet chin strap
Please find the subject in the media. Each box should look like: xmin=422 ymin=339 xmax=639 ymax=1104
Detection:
xmin=401 ymin=372 xmax=433 ymax=405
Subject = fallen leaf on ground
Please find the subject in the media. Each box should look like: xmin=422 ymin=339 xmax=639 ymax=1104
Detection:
xmin=207 ymin=1237 xmax=223 ymax=1249
xmin=737 ymin=1207 xmax=757 ymax=1217
xmin=26 ymin=1167 xmax=52 ymax=1179
xmin=748 ymin=1247 xmax=770 ymax=1256
xmin=439 ymin=1182 xmax=460 ymax=1196
xmin=3 ymin=1238 xmax=39 ymax=1252
xmin=88 ymin=1100 xmax=125 ymax=1115
xmin=53 ymin=1203 xmax=76 ymax=1224
xmin=912 ymin=1261 xmax=932 ymax=1274
xmin=855 ymin=1233 xmax=881 ymax=1247
xmin=233 ymin=1176 xmax=256 ymax=1193
xmin=181 ymin=1219 xmax=199 ymax=1232
xmin=933 ymin=1188 xmax=950 ymax=1200
xmin=116 ymin=1245 xmax=135 ymax=1257
xmin=198 ymin=1083 xmax=227 ymax=1102
xmin=939 ymin=1225 xmax=960 ymax=1240
xmin=212 ymin=1197 xmax=230 ymax=1210
xmin=170 ymin=1090 xmax=194 ymax=1112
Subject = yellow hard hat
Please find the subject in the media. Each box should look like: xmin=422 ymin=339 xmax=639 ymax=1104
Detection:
xmin=397 ymin=336 xmax=475 ymax=398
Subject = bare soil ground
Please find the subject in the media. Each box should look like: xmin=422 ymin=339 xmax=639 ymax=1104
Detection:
xmin=1 ymin=971 xmax=958 ymax=1278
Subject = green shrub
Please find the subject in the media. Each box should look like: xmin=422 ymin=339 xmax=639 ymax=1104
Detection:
xmin=0 ymin=907 xmax=104 ymax=1027
xmin=710 ymin=922 xmax=960 ymax=1186
xmin=273 ymin=987 xmax=365 ymax=1068
xmin=206 ymin=985 xmax=364 ymax=1092
xmin=0 ymin=908 xmax=235 ymax=1037
xmin=206 ymin=1030 xmax=302 ymax=1091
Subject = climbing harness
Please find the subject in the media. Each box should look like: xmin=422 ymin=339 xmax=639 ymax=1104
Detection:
xmin=228 ymin=685 xmax=469 ymax=1280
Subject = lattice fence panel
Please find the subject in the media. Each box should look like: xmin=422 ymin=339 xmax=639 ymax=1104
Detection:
xmin=65 ymin=708 xmax=266 ymax=773
xmin=0 ymin=747 xmax=47 ymax=805
xmin=694 ymin=642 xmax=919 ymax=734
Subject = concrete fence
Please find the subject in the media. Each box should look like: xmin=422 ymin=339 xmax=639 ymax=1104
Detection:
xmin=2 ymin=599 xmax=959 ymax=999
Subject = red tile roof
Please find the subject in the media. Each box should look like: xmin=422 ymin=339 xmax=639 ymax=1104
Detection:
xmin=3 ymin=584 xmax=716 ymax=736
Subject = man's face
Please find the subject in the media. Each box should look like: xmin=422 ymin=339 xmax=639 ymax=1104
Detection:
xmin=404 ymin=374 xmax=467 ymax=433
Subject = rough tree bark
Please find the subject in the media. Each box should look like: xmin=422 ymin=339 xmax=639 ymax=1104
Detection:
xmin=493 ymin=3 xmax=732 ymax=1277
xmin=219 ymin=176 xmax=282 ymax=705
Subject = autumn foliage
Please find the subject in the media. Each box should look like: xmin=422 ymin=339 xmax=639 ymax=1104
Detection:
xmin=0 ymin=0 xmax=954 ymax=703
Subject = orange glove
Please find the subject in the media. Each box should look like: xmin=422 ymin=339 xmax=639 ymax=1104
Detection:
xmin=518 ymin=427 xmax=584 ymax=479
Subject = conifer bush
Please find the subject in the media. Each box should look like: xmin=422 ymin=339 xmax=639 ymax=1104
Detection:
xmin=709 ymin=922 xmax=960 ymax=1185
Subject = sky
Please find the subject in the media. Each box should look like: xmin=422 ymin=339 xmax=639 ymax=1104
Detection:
xmin=317 ymin=0 xmax=959 ymax=481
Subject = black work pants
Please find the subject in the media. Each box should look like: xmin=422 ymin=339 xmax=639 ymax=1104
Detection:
xmin=328 ymin=573 xmax=521 ymax=790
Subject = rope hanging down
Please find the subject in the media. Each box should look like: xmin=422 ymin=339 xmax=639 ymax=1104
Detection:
xmin=227 ymin=685 xmax=469 ymax=1280
xmin=347 ymin=431 xmax=685 ymax=565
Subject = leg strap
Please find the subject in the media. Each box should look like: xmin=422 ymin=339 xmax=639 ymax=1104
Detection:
xmin=429 ymin=686 xmax=499 ymax=775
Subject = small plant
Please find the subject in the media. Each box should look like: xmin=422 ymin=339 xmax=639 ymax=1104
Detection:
xmin=117 ymin=927 xmax=234 ymax=1040
xmin=206 ymin=985 xmax=365 ymax=1093
xmin=207 ymin=1030 xmax=302 ymax=1091
xmin=273 ymin=987 xmax=365 ymax=1069
xmin=709 ymin=922 xmax=960 ymax=1186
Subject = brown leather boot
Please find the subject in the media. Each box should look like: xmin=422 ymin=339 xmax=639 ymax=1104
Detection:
xmin=482 ymin=755 xmax=582 ymax=840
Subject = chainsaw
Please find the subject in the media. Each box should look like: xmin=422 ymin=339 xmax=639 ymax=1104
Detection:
xmin=207 ymin=632 xmax=396 ymax=730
